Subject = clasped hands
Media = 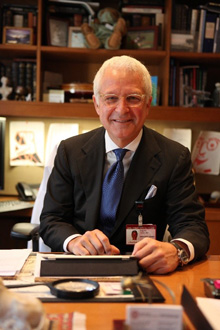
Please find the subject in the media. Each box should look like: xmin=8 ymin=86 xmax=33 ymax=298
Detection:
xmin=67 ymin=229 xmax=179 ymax=274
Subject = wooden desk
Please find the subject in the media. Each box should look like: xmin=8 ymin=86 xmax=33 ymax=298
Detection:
xmin=42 ymin=255 xmax=219 ymax=330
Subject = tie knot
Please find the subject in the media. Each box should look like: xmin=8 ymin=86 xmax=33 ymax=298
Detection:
xmin=113 ymin=148 xmax=128 ymax=161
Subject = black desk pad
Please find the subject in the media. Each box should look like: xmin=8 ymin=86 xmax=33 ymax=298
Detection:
xmin=39 ymin=256 xmax=165 ymax=302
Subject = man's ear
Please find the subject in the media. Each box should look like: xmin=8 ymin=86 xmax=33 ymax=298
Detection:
xmin=93 ymin=95 xmax=100 ymax=115
xmin=147 ymin=95 xmax=152 ymax=107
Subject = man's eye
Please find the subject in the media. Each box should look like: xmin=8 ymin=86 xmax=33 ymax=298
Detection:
xmin=105 ymin=96 xmax=118 ymax=103
xmin=127 ymin=95 xmax=141 ymax=103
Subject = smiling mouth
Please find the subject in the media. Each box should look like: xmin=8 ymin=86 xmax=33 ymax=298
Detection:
xmin=113 ymin=119 xmax=131 ymax=123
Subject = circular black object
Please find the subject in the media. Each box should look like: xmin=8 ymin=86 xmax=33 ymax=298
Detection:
xmin=48 ymin=278 xmax=100 ymax=299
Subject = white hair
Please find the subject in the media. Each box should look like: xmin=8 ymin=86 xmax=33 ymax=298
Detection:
xmin=93 ymin=55 xmax=152 ymax=103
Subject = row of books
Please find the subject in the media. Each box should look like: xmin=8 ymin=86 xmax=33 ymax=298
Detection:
xmin=169 ymin=59 xmax=207 ymax=106
xmin=169 ymin=61 xmax=209 ymax=107
xmin=172 ymin=2 xmax=220 ymax=53
xmin=0 ymin=4 xmax=37 ymax=44
xmin=0 ymin=60 xmax=36 ymax=101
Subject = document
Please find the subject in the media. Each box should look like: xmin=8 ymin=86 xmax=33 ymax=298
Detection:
xmin=196 ymin=297 xmax=220 ymax=330
xmin=0 ymin=249 xmax=32 ymax=276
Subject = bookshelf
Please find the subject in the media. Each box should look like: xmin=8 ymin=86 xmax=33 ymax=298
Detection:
xmin=0 ymin=0 xmax=220 ymax=122
xmin=0 ymin=0 xmax=219 ymax=123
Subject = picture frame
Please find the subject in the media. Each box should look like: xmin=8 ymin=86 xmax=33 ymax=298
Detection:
xmin=3 ymin=27 xmax=33 ymax=45
xmin=48 ymin=17 xmax=68 ymax=47
xmin=125 ymin=26 xmax=158 ymax=50
xmin=68 ymin=27 xmax=86 ymax=48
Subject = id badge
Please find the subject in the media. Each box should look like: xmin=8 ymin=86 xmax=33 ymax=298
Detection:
xmin=126 ymin=224 xmax=157 ymax=245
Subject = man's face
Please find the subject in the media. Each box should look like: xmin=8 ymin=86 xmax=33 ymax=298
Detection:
xmin=93 ymin=68 xmax=152 ymax=147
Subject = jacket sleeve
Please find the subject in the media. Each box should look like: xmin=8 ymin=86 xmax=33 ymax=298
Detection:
xmin=39 ymin=141 xmax=82 ymax=252
xmin=165 ymin=147 xmax=210 ymax=260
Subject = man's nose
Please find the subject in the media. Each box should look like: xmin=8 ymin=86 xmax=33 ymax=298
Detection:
xmin=115 ymin=97 xmax=129 ymax=113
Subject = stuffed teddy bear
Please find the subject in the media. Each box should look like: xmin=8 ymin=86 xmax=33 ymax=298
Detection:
xmin=81 ymin=7 xmax=127 ymax=50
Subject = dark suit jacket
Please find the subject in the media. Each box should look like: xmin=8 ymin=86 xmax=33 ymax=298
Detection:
xmin=40 ymin=126 xmax=210 ymax=259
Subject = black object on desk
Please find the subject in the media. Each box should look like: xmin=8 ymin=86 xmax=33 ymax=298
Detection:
xmin=40 ymin=255 xmax=139 ymax=277
xmin=39 ymin=255 xmax=165 ymax=303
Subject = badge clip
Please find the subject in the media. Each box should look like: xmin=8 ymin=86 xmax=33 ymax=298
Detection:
xmin=135 ymin=201 xmax=144 ymax=227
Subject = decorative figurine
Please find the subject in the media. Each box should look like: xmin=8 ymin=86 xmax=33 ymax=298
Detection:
xmin=0 ymin=278 xmax=49 ymax=329
xmin=81 ymin=7 xmax=127 ymax=50
xmin=0 ymin=76 xmax=13 ymax=100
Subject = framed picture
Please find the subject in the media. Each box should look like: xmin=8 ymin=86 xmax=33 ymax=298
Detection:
xmin=3 ymin=27 xmax=33 ymax=45
xmin=48 ymin=18 xmax=68 ymax=47
xmin=125 ymin=26 xmax=158 ymax=50
xmin=68 ymin=27 xmax=86 ymax=48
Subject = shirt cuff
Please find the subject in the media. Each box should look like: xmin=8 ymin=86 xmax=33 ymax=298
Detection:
xmin=171 ymin=238 xmax=195 ymax=262
xmin=63 ymin=234 xmax=81 ymax=252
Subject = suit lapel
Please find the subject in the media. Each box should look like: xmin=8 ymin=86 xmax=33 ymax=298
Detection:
xmin=112 ymin=127 xmax=162 ymax=234
xmin=78 ymin=128 xmax=105 ymax=230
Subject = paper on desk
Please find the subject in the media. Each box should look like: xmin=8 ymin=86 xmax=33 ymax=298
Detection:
xmin=196 ymin=297 xmax=220 ymax=330
xmin=0 ymin=249 xmax=32 ymax=276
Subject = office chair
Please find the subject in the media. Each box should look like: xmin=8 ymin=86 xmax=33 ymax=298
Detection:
xmin=10 ymin=222 xmax=40 ymax=252
xmin=10 ymin=146 xmax=57 ymax=252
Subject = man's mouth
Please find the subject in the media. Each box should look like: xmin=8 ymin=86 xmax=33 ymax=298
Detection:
xmin=112 ymin=119 xmax=131 ymax=123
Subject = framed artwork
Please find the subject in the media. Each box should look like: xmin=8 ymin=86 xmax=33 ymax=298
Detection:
xmin=125 ymin=26 xmax=158 ymax=50
xmin=48 ymin=17 xmax=68 ymax=47
xmin=68 ymin=27 xmax=86 ymax=48
xmin=3 ymin=27 xmax=33 ymax=45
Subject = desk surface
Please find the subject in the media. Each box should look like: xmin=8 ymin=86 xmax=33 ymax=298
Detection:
xmin=42 ymin=255 xmax=219 ymax=330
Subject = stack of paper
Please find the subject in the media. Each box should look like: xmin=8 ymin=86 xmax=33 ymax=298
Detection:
xmin=0 ymin=249 xmax=32 ymax=277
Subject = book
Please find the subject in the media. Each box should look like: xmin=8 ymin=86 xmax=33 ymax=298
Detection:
xmin=151 ymin=76 xmax=158 ymax=106
xmin=203 ymin=12 xmax=218 ymax=52
xmin=172 ymin=3 xmax=190 ymax=31
xmin=122 ymin=5 xmax=163 ymax=14
xmin=155 ymin=12 xmax=164 ymax=49
xmin=213 ymin=15 xmax=220 ymax=52
xmin=197 ymin=9 xmax=206 ymax=52
xmin=190 ymin=9 xmax=199 ymax=35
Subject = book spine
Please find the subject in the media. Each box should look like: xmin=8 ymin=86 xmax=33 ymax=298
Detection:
xmin=122 ymin=6 xmax=163 ymax=14
xmin=25 ymin=62 xmax=33 ymax=97
xmin=197 ymin=9 xmax=206 ymax=52
xmin=203 ymin=12 xmax=217 ymax=52
xmin=213 ymin=15 xmax=220 ymax=52
xmin=32 ymin=63 xmax=37 ymax=101
xmin=190 ymin=9 xmax=199 ymax=35
xmin=155 ymin=12 xmax=164 ymax=49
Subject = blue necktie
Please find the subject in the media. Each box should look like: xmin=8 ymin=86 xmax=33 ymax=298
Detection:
xmin=99 ymin=148 xmax=128 ymax=236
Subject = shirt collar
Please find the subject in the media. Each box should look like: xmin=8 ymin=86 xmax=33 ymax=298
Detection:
xmin=104 ymin=129 xmax=143 ymax=153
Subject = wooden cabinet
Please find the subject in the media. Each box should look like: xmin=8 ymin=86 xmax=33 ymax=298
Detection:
xmin=0 ymin=0 xmax=219 ymax=122
xmin=206 ymin=208 xmax=220 ymax=255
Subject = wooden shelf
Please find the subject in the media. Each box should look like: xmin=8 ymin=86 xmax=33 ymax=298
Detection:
xmin=0 ymin=44 xmax=37 ymax=59
xmin=40 ymin=46 xmax=167 ymax=64
xmin=1 ymin=101 xmax=220 ymax=122
xmin=171 ymin=51 xmax=220 ymax=64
